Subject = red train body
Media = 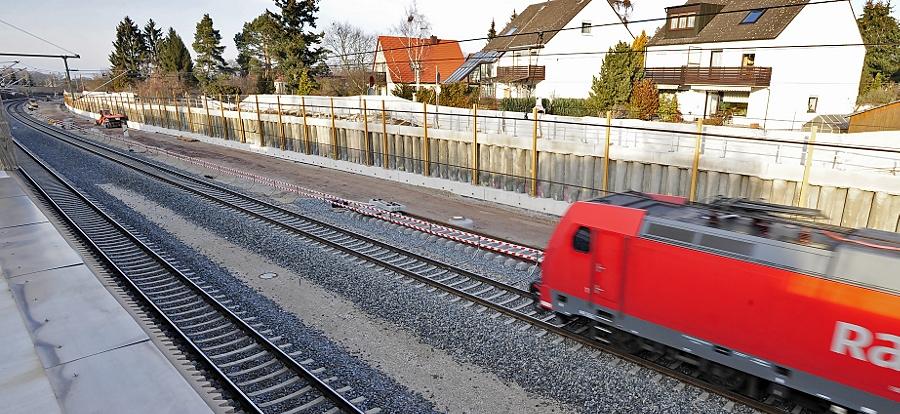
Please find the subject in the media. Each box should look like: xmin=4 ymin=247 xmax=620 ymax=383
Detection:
xmin=534 ymin=193 xmax=899 ymax=413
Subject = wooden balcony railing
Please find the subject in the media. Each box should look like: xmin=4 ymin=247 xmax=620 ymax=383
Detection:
xmin=645 ymin=66 xmax=772 ymax=87
xmin=496 ymin=65 xmax=546 ymax=83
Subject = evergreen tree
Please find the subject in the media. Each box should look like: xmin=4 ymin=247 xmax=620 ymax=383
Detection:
xmin=192 ymin=14 xmax=228 ymax=91
xmin=158 ymin=28 xmax=195 ymax=84
xmin=858 ymin=0 xmax=900 ymax=93
xmin=235 ymin=12 xmax=281 ymax=79
xmin=143 ymin=19 xmax=164 ymax=72
xmin=108 ymin=16 xmax=147 ymax=88
xmin=587 ymin=33 xmax=648 ymax=114
xmin=510 ymin=9 xmax=517 ymax=23
xmin=488 ymin=19 xmax=497 ymax=39
xmin=270 ymin=0 xmax=327 ymax=93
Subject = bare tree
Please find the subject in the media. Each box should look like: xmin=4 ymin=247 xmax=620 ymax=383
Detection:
xmin=393 ymin=1 xmax=432 ymax=94
xmin=324 ymin=21 xmax=377 ymax=94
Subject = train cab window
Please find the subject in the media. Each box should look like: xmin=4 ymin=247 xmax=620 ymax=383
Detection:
xmin=573 ymin=226 xmax=592 ymax=253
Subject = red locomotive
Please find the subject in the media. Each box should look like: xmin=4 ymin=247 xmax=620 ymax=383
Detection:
xmin=532 ymin=192 xmax=898 ymax=413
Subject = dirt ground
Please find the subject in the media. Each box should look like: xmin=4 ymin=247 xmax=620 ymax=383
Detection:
xmin=45 ymin=102 xmax=559 ymax=248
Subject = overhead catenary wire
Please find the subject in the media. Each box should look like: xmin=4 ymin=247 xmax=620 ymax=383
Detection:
xmin=0 ymin=17 xmax=79 ymax=56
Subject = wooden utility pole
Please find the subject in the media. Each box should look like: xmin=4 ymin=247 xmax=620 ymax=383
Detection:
xmin=797 ymin=126 xmax=818 ymax=207
xmin=219 ymin=94 xmax=228 ymax=140
xmin=689 ymin=118 xmax=704 ymax=202
xmin=602 ymin=111 xmax=612 ymax=193
xmin=254 ymin=95 xmax=264 ymax=147
xmin=362 ymin=99 xmax=370 ymax=165
xmin=276 ymin=95 xmax=286 ymax=150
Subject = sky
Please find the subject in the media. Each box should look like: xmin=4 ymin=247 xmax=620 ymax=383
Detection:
xmin=0 ymin=0 xmax=894 ymax=76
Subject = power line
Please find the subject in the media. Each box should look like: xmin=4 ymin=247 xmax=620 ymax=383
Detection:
xmin=0 ymin=17 xmax=79 ymax=56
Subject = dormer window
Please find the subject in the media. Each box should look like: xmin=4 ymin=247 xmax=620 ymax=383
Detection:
xmin=669 ymin=13 xmax=696 ymax=30
xmin=741 ymin=9 xmax=765 ymax=24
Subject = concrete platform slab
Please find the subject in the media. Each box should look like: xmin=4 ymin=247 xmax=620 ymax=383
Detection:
xmin=0 ymin=176 xmax=26 ymax=198
xmin=46 ymin=341 xmax=213 ymax=414
xmin=0 ymin=173 xmax=213 ymax=414
xmin=0 ymin=276 xmax=63 ymax=414
xmin=8 ymin=265 xmax=148 ymax=368
xmin=0 ymin=222 xmax=84 ymax=278
xmin=0 ymin=196 xmax=49 ymax=228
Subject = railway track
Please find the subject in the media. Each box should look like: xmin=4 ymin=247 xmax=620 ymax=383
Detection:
xmin=11 ymin=103 xmax=786 ymax=414
xmin=11 ymin=109 xmax=371 ymax=414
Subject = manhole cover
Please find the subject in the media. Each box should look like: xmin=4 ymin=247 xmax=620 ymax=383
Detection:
xmin=259 ymin=272 xmax=278 ymax=280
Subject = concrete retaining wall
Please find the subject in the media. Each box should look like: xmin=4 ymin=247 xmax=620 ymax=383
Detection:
xmin=66 ymin=95 xmax=900 ymax=232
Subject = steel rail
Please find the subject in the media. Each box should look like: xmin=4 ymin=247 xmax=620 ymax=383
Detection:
xmin=9 ymin=105 xmax=367 ymax=414
xmin=12 ymin=103 xmax=782 ymax=414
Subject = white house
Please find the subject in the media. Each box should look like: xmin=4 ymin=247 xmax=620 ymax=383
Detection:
xmin=644 ymin=0 xmax=865 ymax=130
xmin=445 ymin=0 xmax=634 ymax=99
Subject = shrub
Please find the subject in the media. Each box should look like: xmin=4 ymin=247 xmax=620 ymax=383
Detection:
xmin=499 ymin=97 xmax=550 ymax=113
xmin=391 ymin=83 xmax=415 ymax=100
xmin=657 ymin=93 xmax=681 ymax=122
xmin=438 ymin=82 xmax=476 ymax=108
xmin=628 ymin=78 xmax=659 ymax=120
xmin=548 ymin=98 xmax=591 ymax=117
xmin=415 ymin=88 xmax=436 ymax=104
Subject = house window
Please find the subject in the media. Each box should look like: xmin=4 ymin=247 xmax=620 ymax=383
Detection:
xmin=741 ymin=10 xmax=765 ymax=24
xmin=808 ymin=97 xmax=819 ymax=113
xmin=669 ymin=14 xmax=696 ymax=30
xmin=742 ymin=53 xmax=756 ymax=67
xmin=688 ymin=47 xmax=702 ymax=66
xmin=582 ymin=21 xmax=592 ymax=34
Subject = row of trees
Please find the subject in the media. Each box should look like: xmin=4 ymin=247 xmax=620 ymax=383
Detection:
xmin=857 ymin=0 xmax=900 ymax=106
xmin=108 ymin=0 xmax=325 ymax=95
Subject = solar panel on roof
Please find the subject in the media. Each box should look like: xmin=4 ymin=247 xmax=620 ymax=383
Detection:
xmin=443 ymin=51 xmax=500 ymax=84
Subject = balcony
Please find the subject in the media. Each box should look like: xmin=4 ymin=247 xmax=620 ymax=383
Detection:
xmin=645 ymin=66 xmax=772 ymax=88
xmin=495 ymin=65 xmax=546 ymax=83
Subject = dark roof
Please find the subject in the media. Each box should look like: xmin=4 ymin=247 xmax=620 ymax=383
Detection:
xmin=483 ymin=0 xmax=594 ymax=52
xmin=802 ymin=114 xmax=849 ymax=133
xmin=647 ymin=0 xmax=808 ymax=47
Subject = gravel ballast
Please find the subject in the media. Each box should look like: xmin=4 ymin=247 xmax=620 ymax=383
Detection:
xmin=13 ymin=115 xmax=753 ymax=414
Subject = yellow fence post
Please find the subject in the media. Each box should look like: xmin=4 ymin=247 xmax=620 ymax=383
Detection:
xmin=689 ymin=118 xmax=704 ymax=202
xmin=531 ymin=107 xmax=539 ymax=197
xmin=362 ymin=99 xmax=371 ymax=166
xmin=159 ymin=93 xmax=170 ymax=129
xmin=472 ymin=104 xmax=479 ymax=186
xmin=301 ymin=96 xmax=311 ymax=155
xmin=330 ymin=97 xmax=339 ymax=159
xmin=218 ymin=94 xmax=228 ymax=140
xmin=172 ymin=91 xmax=183 ymax=131
xmin=797 ymin=126 xmax=818 ymax=207
xmin=602 ymin=111 xmax=612 ymax=193
xmin=236 ymin=95 xmax=246 ymax=143
xmin=276 ymin=95 xmax=286 ymax=150
xmin=381 ymin=100 xmax=389 ymax=168
xmin=254 ymin=95 xmax=264 ymax=147
xmin=423 ymin=101 xmax=430 ymax=176
xmin=203 ymin=95 xmax=212 ymax=136
xmin=186 ymin=94 xmax=196 ymax=134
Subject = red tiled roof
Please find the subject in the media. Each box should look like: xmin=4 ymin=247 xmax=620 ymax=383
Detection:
xmin=376 ymin=36 xmax=465 ymax=84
